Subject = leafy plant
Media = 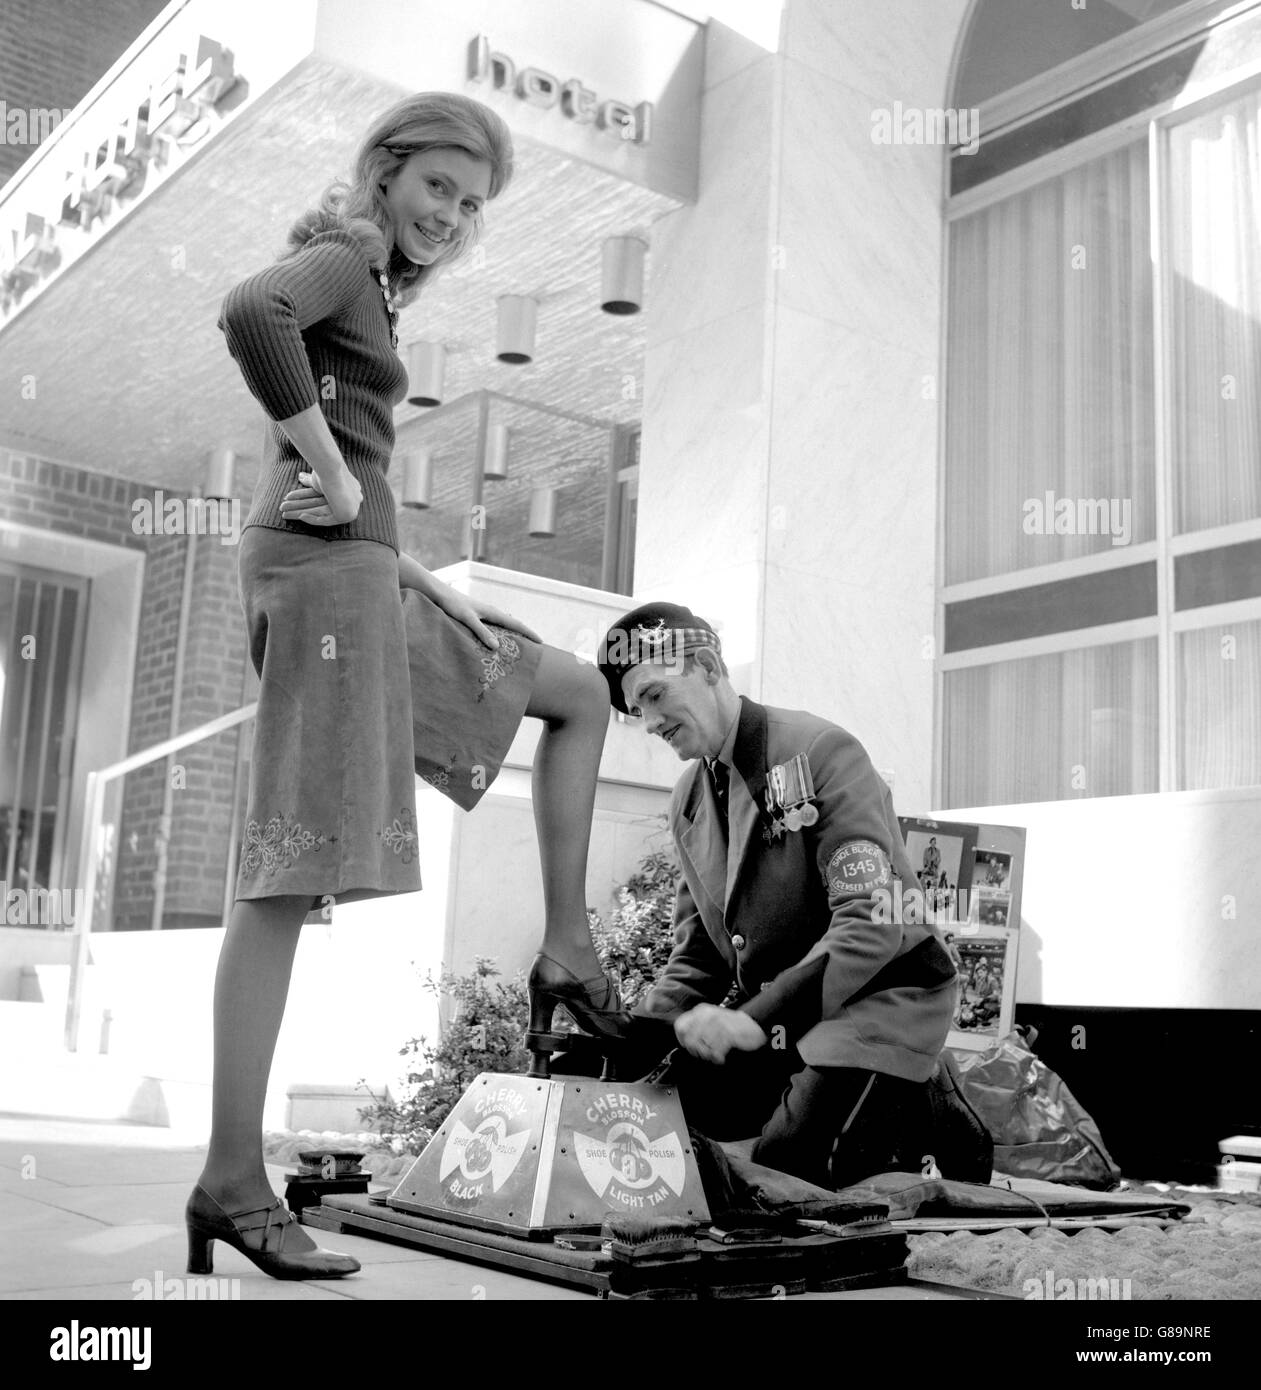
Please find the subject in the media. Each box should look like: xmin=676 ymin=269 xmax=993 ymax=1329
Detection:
xmin=586 ymin=845 xmax=681 ymax=1011
xmin=358 ymin=838 xmax=683 ymax=1151
xmin=358 ymin=957 xmax=531 ymax=1154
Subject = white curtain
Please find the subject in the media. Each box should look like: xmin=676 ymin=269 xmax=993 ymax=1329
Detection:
xmin=943 ymin=640 xmax=1159 ymax=805
xmin=1178 ymin=621 xmax=1261 ymax=789
xmin=1167 ymin=86 xmax=1261 ymax=533
xmin=945 ymin=141 xmax=1154 ymax=585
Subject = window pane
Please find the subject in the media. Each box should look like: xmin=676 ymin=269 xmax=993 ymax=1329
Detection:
xmin=1175 ymin=540 xmax=1261 ymax=610
xmin=953 ymin=47 xmax=1205 ymax=196
xmin=0 ymin=569 xmax=85 ymax=901
xmin=945 ymin=563 xmax=1156 ymax=652
xmin=396 ymin=395 xmax=614 ymax=589
xmin=1167 ymin=85 xmax=1261 ymax=532
xmin=945 ymin=142 xmax=1155 ymax=585
xmin=943 ymin=640 xmax=1159 ymax=805
xmin=952 ymin=0 xmax=1197 ymax=109
xmin=1177 ymin=619 xmax=1261 ymax=790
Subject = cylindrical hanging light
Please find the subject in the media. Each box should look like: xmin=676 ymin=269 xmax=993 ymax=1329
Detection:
xmin=407 ymin=341 xmax=445 ymax=406
xmin=600 ymin=235 xmax=647 ymax=315
xmin=203 ymin=446 xmax=235 ymax=500
xmin=482 ymin=422 xmax=510 ymax=481
xmin=527 ymin=485 xmax=558 ymax=538
xmin=401 ymin=449 xmax=434 ymax=509
xmin=496 ymin=295 xmax=538 ymax=363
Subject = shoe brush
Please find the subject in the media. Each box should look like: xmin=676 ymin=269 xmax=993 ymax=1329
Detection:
xmin=601 ymin=1214 xmax=698 ymax=1262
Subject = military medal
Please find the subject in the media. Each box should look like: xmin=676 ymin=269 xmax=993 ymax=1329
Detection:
xmin=763 ymin=752 xmax=818 ymax=841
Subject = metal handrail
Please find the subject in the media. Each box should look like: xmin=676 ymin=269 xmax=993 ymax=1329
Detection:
xmin=64 ymin=702 xmax=257 ymax=1050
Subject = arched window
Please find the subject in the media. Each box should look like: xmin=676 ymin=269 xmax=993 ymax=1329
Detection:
xmin=939 ymin=0 xmax=1261 ymax=803
xmin=953 ymin=0 xmax=1197 ymax=109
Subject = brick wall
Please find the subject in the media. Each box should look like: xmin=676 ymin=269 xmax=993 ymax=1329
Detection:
xmin=0 ymin=0 xmax=170 ymax=186
xmin=163 ymin=535 xmax=250 ymax=930
xmin=0 ymin=447 xmax=249 ymax=930
xmin=112 ymin=510 xmax=250 ymax=932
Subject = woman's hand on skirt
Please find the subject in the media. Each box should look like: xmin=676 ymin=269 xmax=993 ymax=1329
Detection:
xmin=432 ymin=587 xmax=543 ymax=650
xmin=281 ymin=469 xmax=363 ymax=525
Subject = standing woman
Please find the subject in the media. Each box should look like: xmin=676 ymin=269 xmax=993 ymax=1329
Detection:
xmin=193 ymin=92 xmax=623 ymax=1281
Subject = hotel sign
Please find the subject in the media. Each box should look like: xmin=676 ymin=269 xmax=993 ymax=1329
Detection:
xmin=467 ymin=34 xmax=652 ymax=146
xmin=0 ymin=35 xmax=241 ymax=318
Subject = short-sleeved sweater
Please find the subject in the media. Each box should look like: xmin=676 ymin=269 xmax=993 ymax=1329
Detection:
xmin=218 ymin=228 xmax=408 ymax=551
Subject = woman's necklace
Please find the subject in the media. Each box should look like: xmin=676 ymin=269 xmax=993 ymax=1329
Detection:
xmin=376 ymin=268 xmax=398 ymax=349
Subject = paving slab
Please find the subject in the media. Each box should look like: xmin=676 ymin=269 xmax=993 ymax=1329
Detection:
xmin=0 ymin=1190 xmax=106 ymax=1237
xmin=0 ymin=1114 xmax=958 ymax=1301
xmin=6 ymin=1278 xmax=353 ymax=1302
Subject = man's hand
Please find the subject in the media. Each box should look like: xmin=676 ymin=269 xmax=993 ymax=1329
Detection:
xmin=674 ymin=1003 xmax=767 ymax=1065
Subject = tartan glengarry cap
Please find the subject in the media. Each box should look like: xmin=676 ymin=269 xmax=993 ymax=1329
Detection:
xmin=597 ymin=601 xmax=722 ymax=713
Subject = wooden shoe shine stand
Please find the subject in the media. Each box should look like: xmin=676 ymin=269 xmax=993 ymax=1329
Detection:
xmin=298 ymin=1037 xmax=925 ymax=1297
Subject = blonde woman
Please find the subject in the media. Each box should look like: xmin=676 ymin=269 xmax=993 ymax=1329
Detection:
xmin=191 ymin=92 xmax=624 ymax=1281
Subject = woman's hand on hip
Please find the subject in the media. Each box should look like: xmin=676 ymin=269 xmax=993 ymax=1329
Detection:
xmin=432 ymin=587 xmax=542 ymax=650
xmin=281 ymin=468 xmax=363 ymax=526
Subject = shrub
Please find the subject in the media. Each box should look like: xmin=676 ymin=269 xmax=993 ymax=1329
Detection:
xmin=586 ymin=846 xmax=681 ymax=1011
xmin=359 ymin=839 xmax=682 ymax=1151
xmin=358 ymin=957 xmax=531 ymax=1154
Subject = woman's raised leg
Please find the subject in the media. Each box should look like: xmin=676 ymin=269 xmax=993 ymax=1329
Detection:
xmin=523 ymin=645 xmax=611 ymax=981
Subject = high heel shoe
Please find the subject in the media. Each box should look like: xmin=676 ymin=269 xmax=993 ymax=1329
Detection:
xmin=526 ymin=952 xmax=631 ymax=1043
xmin=185 ymin=1184 xmax=360 ymax=1281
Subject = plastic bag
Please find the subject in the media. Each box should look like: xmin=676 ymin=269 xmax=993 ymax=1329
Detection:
xmin=952 ymin=1028 xmax=1122 ymax=1189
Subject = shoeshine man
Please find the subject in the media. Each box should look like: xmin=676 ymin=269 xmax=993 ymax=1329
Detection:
xmin=597 ymin=602 xmax=986 ymax=1189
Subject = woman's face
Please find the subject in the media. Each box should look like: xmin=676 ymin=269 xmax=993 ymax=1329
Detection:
xmin=381 ymin=147 xmax=492 ymax=265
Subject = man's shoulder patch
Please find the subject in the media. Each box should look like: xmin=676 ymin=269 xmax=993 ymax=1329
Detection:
xmin=825 ymin=840 xmax=892 ymax=896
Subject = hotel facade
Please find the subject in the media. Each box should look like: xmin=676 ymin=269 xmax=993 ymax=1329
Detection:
xmin=0 ymin=0 xmax=1258 ymax=1149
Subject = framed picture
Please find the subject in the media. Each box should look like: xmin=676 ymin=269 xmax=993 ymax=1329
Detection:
xmin=942 ymin=925 xmax=1018 ymax=1051
xmin=896 ymin=816 xmax=979 ymax=926
xmin=966 ymin=825 xmax=1026 ymax=936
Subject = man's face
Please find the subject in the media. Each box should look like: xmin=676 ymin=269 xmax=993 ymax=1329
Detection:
xmin=621 ymin=657 xmax=725 ymax=761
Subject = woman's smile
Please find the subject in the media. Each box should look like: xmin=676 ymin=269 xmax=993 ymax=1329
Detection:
xmin=383 ymin=148 xmax=490 ymax=264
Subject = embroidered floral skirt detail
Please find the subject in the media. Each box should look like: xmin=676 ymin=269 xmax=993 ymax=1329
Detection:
xmin=240 ymin=813 xmax=327 ymax=878
xmin=477 ymin=630 xmax=522 ymax=701
xmin=378 ymin=804 xmax=419 ymax=864
xmin=403 ymin=594 xmax=542 ymax=812
xmin=235 ymin=527 xmax=422 ymax=903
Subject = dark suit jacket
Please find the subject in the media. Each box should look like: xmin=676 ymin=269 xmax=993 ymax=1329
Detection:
xmin=636 ymin=697 xmax=956 ymax=1083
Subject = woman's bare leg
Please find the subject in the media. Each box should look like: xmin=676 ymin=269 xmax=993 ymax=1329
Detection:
xmin=524 ymin=645 xmax=610 ymax=979
xmin=196 ymin=893 xmax=318 ymax=1245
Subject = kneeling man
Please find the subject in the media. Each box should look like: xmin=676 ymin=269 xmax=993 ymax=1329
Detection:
xmin=597 ymin=602 xmax=982 ymax=1190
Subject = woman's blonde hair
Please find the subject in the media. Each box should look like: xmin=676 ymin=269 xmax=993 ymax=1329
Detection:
xmin=287 ymin=92 xmax=513 ymax=307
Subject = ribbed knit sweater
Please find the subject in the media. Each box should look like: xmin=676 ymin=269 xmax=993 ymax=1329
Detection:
xmin=218 ymin=228 xmax=407 ymax=550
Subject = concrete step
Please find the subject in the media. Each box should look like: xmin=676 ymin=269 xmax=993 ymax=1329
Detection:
xmin=0 ymin=1000 xmax=208 ymax=1132
xmin=18 ymin=961 xmax=74 ymax=1003
xmin=0 ymin=997 xmax=66 ymax=1049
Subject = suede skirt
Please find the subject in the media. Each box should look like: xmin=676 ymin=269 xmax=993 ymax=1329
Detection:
xmin=235 ymin=526 xmax=541 ymax=906
xmin=401 ymin=582 xmax=543 ymax=811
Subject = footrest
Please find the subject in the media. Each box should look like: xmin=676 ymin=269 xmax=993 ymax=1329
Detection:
xmin=524 ymin=1028 xmax=629 ymax=1079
